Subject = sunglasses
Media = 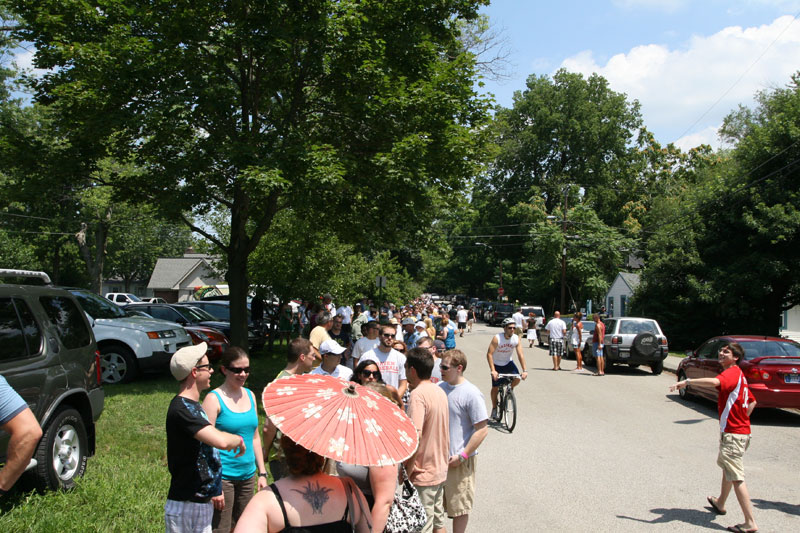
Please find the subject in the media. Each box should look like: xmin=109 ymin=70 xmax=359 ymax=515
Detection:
xmin=226 ymin=366 xmax=250 ymax=374
xmin=381 ymin=333 xmax=395 ymax=338
xmin=195 ymin=364 xmax=212 ymax=371
xmin=361 ymin=370 xmax=380 ymax=378
xmin=439 ymin=364 xmax=451 ymax=371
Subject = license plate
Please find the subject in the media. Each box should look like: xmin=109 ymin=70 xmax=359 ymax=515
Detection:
xmin=620 ymin=351 xmax=629 ymax=358
xmin=784 ymin=374 xmax=800 ymax=384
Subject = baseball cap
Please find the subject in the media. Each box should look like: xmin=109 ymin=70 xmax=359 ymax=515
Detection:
xmin=415 ymin=321 xmax=426 ymax=329
xmin=323 ymin=292 xmax=333 ymax=299
xmin=401 ymin=317 xmax=415 ymax=325
xmin=389 ymin=318 xmax=399 ymax=325
xmin=319 ymin=339 xmax=346 ymax=356
xmin=434 ymin=339 xmax=446 ymax=352
xmin=170 ymin=342 xmax=208 ymax=380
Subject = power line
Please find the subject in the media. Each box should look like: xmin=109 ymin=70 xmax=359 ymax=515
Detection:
xmin=673 ymin=10 xmax=800 ymax=144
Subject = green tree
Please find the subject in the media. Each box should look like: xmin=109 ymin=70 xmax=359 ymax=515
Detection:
xmin=13 ymin=0 xmax=491 ymax=347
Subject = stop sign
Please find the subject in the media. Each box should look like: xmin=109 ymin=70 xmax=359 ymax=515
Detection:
xmin=498 ymin=287 xmax=505 ymax=295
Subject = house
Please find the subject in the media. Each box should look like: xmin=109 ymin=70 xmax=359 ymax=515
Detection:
xmin=780 ymin=306 xmax=800 ymax=342
xmin=605 ymin=272 xmax=640 ymax=318
xmin=147 ymin=251 xmax=225 ymax=302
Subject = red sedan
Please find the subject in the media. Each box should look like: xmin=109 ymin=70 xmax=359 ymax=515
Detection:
xmin=677 ymin=335 xmax=800 ymax=409
xmin=184 ymin=325 xmax=230 ymax=362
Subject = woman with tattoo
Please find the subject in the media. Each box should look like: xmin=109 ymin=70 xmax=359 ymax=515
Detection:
xmin=235 ymin=435 xmax=371 ymax=532
xmin=202 ymin=346 xmax=267 ymax=533
xmin=337 ymin=382 xmax=399 ymax=533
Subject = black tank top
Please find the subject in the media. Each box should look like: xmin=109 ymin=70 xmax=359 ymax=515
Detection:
xmin=270 ymin=483 xmax=352 ymax=533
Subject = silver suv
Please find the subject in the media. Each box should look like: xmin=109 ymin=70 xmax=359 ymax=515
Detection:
xmin=0 ymin=270 xmax=104 ymax=491
xmin=597 ymin=317 xmax=668 ymax=374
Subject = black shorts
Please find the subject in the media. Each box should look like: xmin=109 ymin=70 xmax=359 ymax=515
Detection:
xmin=458 ymin=322 xmax=467 ymax=329
xmin=491 ymin=361 xmax=519 ymax=387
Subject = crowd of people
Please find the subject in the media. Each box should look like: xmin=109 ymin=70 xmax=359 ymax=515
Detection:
xmin=163 ymin=295 xmax=490 ymax=533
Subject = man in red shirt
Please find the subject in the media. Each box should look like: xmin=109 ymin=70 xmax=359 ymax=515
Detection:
xmin=670 ymin=343 xmax=757 ymax=533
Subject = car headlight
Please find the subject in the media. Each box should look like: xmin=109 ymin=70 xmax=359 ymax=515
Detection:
xmin=147 ymin=329 xmax=177 ymax=339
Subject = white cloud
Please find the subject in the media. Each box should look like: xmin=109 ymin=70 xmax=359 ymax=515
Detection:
xmin=674 ymin=125 xmax=722 ymax=151
xmin=560 ymin=15 xmax=800 ymax=149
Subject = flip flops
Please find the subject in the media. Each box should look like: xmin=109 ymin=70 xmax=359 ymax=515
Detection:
xmin=707 ymin=496 xmax=726 ymax=515
xmin=726 ymin=525 xmax=757 ymax=533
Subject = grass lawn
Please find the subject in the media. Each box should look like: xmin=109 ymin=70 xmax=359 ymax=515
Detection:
xmin=0 ymin=344 xmax=287 ymax=532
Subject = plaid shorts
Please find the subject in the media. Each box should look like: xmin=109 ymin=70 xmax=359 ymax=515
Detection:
xmin=549 ymin=338 xmax=565 ymax=357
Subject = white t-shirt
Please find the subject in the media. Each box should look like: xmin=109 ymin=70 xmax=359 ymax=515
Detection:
xmin=492 ymin=333 xmax=519 ymax=366
xmin=336 ymin=305 xmax=353 ymax=324
xmin=352 ymin=337 xmax=380 ymax=363
xmin=439 ymin=380 xmax=488 ymax=457
xmin=311 ymin=364 xmax=353 ymax=382
xmin=457 ymin=309 xmax=468 ymax=323
xmin=546 ymin=318 xmax=567 ymax=340
xmin=430 ymin=358 xmax=442 ymax=384
xmin=360 ymin=348 xmax=407 ymax=389
xmin=512 ymin=312 xmax=525 ymax=329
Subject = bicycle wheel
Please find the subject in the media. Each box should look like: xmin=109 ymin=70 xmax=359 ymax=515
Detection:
xmin=496 ymin=387 xmax=505 ymax=422
xmin=503 ymin=386 xmax=517 ymax=433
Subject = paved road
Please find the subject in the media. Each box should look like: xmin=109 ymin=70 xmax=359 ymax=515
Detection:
xmin=451 ymin=323 xmax=800 ymax=532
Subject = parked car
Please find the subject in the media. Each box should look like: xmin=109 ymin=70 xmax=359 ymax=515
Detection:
xmin=178 ymin=300 xmax=267 ymax=349
xmin=184 ymin=325 xmax=231 ymax=361
xmin=104 ymin=292 xmax=142 ymax=305
xmin=140 ymin=297 xmax=167 ymax=304
xmin=122 ymin=302 xmax=239 ymax=349
xmin=520 ymin=305 xmax=545 ymax=336
xmin=0 ymin=269 xmax=104 ymax=491
xmin=68 ymin=288 xmax=192 ymax=384
xmin=677 ymin=335 xmax=800 ymax=409
xmin=484 ymin=302 xmax=514 ymax=326
xmin=601 ymin=317 xmax=669 ymax=374
xmin=564 ymin=320 xmax=596 ymax=359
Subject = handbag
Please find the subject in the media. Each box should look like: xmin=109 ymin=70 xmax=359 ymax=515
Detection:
xmin=384 ymin=465 xmax=427 ymax=533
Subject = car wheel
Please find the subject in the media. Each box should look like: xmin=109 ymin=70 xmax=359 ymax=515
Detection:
xmin=31 ymin=407 xmax=88 ymax=491
xmin=100 ymin=344 xmax=138 ymax=384
xmin=678 ymin=372 xmax=692 ymax=399
xmin=651 ymin=360 xmax=664 ymax=375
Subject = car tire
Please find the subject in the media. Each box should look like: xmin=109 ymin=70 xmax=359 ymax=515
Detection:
xmin=100 ymin=344 xmax=138 ymax=384
xmin=632 ymin=332 xmax=658 ymax=358
xmin=31 ymin=407 xmax=88 ymax=491
xmin=678 ymin=372 xmax=692 ymax=399
xmin=651 ymin=360 xmax=664 ymax=375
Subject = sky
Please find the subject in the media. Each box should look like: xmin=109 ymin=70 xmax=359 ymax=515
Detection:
xmin=478 ymin=0 xmax=800 ymax=150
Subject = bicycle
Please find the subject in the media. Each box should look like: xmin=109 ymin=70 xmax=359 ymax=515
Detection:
xmin=495 ymin=373 xmax=520 ymax=433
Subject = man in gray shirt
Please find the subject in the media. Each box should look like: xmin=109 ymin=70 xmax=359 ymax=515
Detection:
xmin=438 ymin=349 xmax=488 ymax=533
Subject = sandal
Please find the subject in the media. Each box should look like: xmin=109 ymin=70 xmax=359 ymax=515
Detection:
xmin=707 ymin=496 xmax=726 ymax=515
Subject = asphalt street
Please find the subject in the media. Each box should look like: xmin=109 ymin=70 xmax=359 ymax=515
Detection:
xmin=449 ymin=322 xmax=800 ymax=532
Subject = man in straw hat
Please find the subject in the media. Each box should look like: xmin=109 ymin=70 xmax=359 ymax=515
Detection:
xmin=165 ymin=342 xmax=246 ymax=533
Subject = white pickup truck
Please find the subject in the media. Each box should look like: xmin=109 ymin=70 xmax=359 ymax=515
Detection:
xmin=69 ymin=288 xmax=192 ymax=384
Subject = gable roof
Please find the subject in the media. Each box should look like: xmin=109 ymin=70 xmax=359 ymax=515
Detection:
xmin=148 ymin=257 xmax=211 ymax=290
xmin=619 ymin=272 xmax=640 ymax=292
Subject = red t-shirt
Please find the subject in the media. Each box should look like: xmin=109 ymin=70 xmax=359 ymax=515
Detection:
xmin=716 ymin=365 xmax=751 ymax=434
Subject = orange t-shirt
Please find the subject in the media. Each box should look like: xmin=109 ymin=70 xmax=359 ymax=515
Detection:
xmin=407 ymin=381 xmax=450 ymax=486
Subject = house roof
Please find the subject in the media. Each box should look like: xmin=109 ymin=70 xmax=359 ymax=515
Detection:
xmin=148 ymin=257 xmax=210 ymax=290
xmin=619 ymin=272 xmax=641 ymax=292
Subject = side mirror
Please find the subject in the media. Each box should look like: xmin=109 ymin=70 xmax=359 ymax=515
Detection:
xmin=684 ymin=350 xmax=693 ymax=357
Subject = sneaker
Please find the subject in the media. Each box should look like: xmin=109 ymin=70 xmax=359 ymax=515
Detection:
xmin=491 ymin=407 xmax=498 ymax=421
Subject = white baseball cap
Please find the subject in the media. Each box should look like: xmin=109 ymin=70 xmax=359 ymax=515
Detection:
xmin=170 ymin=342 xmax=208 ymax=380
xmin=319 ymin=339 xmax=346 ymax=356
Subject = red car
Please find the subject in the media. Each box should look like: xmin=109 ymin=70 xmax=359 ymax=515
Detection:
xmin=677 ymin=335 xmax=800 ymax=409
xmin=184 ymin=325 xmax=230 ymax=362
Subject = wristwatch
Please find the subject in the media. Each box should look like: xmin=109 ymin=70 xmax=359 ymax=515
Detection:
xmin=258 ymin=472 xmax=268 ymax=478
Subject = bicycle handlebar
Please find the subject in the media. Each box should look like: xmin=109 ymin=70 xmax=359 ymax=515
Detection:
xmin=496 ymin=373 xmax=521 ymax=378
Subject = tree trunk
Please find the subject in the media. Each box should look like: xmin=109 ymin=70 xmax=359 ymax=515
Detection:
xmin=227 ymin=249 xmax=250 ymax=350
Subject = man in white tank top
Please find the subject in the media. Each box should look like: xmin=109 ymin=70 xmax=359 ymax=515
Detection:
xmin=485 ymin=318 xmax=528 ymax=421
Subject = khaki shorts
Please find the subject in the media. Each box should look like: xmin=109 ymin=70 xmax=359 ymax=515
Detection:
xmin=514 ymin=327 xmax=523 ymax=336
xmin=717 ymin=432 xmax=751 ymax=482
xmin=416 ymin=483 xmax=446 ymax=532
xmin=444 ymin=456 xmax=476 ymax=517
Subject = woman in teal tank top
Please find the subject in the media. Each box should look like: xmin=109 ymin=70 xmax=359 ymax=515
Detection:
xmin=202 ymin=346 xmax=267 ymax=533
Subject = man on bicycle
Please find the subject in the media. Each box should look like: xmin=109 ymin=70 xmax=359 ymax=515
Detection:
xmin=486 ymin=317 xmax=528 ymax=421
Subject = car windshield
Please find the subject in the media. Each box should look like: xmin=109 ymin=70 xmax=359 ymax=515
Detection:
xmin=738 ymin=340 xmax=800 ymax=360
xmin=618 ymin=320 xmax=659 ymax=335
xmin=180 ymin=306 xmax=218 ymax=322
xmin=126 ymin=294 xmax=142 ymax=302
xmin=71 ymin=290 xmax=126 ymax=319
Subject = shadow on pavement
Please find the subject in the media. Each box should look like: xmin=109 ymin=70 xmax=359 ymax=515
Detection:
xmin=752 ymin=498 xmax=800 ymax=516
xmin=617 ymin=507 xmax=728 ymax=530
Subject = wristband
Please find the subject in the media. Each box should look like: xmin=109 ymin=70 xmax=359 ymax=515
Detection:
xmin=460 ymin=451 xmax=469 ymax=461
xmin=258 ymin=472 xmax=268 ymax=478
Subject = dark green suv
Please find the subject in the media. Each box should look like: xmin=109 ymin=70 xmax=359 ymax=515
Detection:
xmin=0 ymin=270 xmax=104 ymax=491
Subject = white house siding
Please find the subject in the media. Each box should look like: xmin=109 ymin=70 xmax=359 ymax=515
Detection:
xmin=780 ymin=306 xmax=800 ymax=342
xmin=605 ymin=273 xmax=639 ymax=318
